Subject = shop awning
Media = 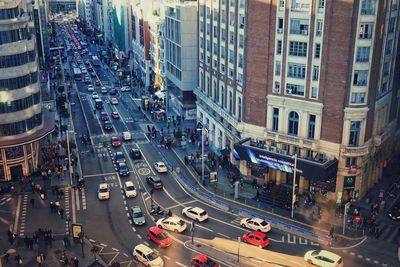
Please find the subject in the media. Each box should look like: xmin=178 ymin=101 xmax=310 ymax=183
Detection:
xmin=234 ymin=138 xmax=338 ymax=181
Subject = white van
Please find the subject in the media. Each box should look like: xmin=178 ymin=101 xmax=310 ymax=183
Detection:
xmin=123 ymin=131 xmax=132 ymax=141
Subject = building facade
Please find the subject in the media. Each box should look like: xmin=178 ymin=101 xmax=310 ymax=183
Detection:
xmin=161 ymin=0 xmax=198 ymax=119
xmin=0 ymin=0 xmax=55 ymax=181
xmin=195 ymin=0 xmax=400 ymax=202
xmin=111 ymin=0 xmax=131 ymax=53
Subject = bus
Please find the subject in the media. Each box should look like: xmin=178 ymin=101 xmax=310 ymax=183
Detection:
xmin=73 ymin=67 xmax=82 ymax=81
xmin=91 ymin=56 xmax=101 ymax=67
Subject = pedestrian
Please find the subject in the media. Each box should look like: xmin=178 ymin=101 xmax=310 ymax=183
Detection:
xmin=69 ymin=258 xmax=74 ymax=267
xmin=30 ymin=197 xmax=35 ymax=208
xmin=3 ymin=251 xmax=9 ymax=263
xmin=36 ymin=254 xmax=42 ymax=266
xmin=59 ymin=207 xmax=64 ymax=219
xmin=15 ymin=254 xmax=22 ymax=265
xmin=50 ymin=201 xmax=54 ymax=213
xmin=73 ymin=256 xmax=79 ymax=267
xmin=63 ymin=235 xmax=70 ymax=248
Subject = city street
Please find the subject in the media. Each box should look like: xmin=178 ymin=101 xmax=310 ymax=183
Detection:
xmin=1 ymin=20 xmax=398 ymax=267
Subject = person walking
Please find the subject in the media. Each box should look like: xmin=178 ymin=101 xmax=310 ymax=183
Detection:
xmin=59 ymin=207 xmax=64 ymax=219
xmin=63 ymin=235 xmax=70 ymax=248
xmin=73 ymin=256 xmax=79 ymax=267
xmin=3 ymin=251 xmax=9 ymax=263
xmin=15 ymin=254 xmax=22 ymax=265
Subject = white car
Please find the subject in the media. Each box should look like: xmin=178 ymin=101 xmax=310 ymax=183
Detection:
xmin=124 ymin=181 xmax=137 ymax=198
xmin=97 ymin=183 xmax=110 ymax=200
xmin=304 ymin=250 xmax=343 ymax=267
xmin=153 ymin=162 xmax=167 ymax=173
xmin=133 ymin=244 xmax=164 ymax=267
xmin=101 ymin=86 xmax=108 ymax=94
xmin=110 ymin=97 xmax=119 ymax=105
xmin=120 ymin=86 xmax=130 ymax=92
xmin=182 ymin=207 xmax=209 ymax=222
xmin=87 ymin=84 xmax=94 ymax=91
xmin=156 ymin=216 xmax=187 ymax=233
xmin=240 ymin=217 xmax=271 ymax=233
xmin=92 ymin=92 xmax=99 ymax=99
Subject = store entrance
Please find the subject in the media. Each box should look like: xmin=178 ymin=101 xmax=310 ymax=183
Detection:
xmin=10 ymin=165 xmax=23 ymax=181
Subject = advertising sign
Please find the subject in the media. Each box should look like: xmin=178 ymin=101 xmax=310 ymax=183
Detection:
xmin=72 ymin=224 xmax=82 ymax=239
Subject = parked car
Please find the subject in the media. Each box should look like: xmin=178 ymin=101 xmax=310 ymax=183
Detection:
xmin=242 ymin=231 xmax=269 ymax=249
xmin=156 ymin=216 xmax=186 ymax=233
xmin=182 ymin=207 xmax=209 ymax=222
xmin=240 ymin=217 xmax=271 ymax=233
xmin=131 ymin=206 xmax=145 ymax=225
xmin=124 ymin=181 xmax=137 ymax=198
xmin=191 ymin=254 xmax=220 ymax=267
xmin=132 ymin=244 xmax=164 ymax=267
xmin=130 ymin=148 xmax=141 ymax=159
xmin=147 ymin=226 xmax=171 ymax=248
xmin=303 ymin=250 xmax=343 ymax=267
xmin=154 ymin=162 xmax=168 ymax=173
xmin=146 ymin=176 xmax=163 ymax=189
xmin=97 ymin=183 xmax=110 ymax=200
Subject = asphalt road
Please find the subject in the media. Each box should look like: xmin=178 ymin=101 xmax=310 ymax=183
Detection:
xmin=60 ymin=24 xmax=399 ymax=267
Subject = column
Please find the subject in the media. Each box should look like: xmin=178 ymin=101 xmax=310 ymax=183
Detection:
xmin=299 ymin=176 xmax=305 ymax=193
xmin=276 ymin=170 xmax=282 ymax=185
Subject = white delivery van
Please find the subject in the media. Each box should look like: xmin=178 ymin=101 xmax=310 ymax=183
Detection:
xmin=123 ymin=131 xmax=132 ymax=141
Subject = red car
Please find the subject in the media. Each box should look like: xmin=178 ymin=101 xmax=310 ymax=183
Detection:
xmin=147 ymin=226 xmax=171 ymax=248
xmin=191 ymin=254 xmax=219 ymax=267
xmin=111 ymin=136 xmax=121 ymax=147
xmin=242 ymin=231 xmax=269 ymax=249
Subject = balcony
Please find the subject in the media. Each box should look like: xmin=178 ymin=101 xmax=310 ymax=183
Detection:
xmin=341 ymin=145 xmax=370 ymax=157
xmin=265 ymin=130 xmax=319 ymax=149
xmin=291 ymin=3 xmax=310 ymax=12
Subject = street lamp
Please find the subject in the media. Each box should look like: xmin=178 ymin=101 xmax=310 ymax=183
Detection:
xmin=196 ymin=125 xmax=208 ymax=184
xmin=291 ymin=153 xmax=298 ymax=218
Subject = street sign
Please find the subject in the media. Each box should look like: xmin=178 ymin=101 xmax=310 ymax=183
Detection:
xmin=72 ymin=223 xmax=83 ymax=239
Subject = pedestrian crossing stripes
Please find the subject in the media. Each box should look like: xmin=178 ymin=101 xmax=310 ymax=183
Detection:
xmin=0 ymin=196 xmax=11 ymax=206
xmin=73 ymin=188 xmax=87 ymax=211
xmin=19 ymin=194 xmax=28 ymax=237
xmin=376 ymin=221 xmax=400 ymax=245
xmin=65 ymin=188 xmax=71 ymax=235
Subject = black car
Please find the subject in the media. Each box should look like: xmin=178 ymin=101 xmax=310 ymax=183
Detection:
xmin=118 ymin=162 xmax=129 ymax=176
xmin=146 ymin=176 xmax=163 ymax=189
xmin=389 ymin=202 xmax=400 ymax=221
xmin=130 ymin=148 xmax=141 ymax=159
xmin=109 ymin=89 xmax=117 ymax=95
xmin=103 ymin=120 xmax=112 ymax=130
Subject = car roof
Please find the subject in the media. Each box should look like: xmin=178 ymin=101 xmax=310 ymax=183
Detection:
xmin=131 ymin=206 xmax=142 ymax=212
xmin=164 ymin=216 xmax=182 ymax=223
xmin=149 ymin=226 xmax=164 ymax=235
xmin=99 ymin=183 xmax=108 ymax=189
xmin=156 ymin=161 xmax=164 ymax=165
xmin=190 ymin=207 xmax=205 ymax=213
xmin=135 ymin=244 xmax=153 ymax=254
xmin=116 ymin=151 xmax=124 ymax=155
xmin=125 ymin=181 xmax=134 ymax=187
xmin=193 ymin=254 xmax=209 ymax=262
xmin=318 ymin=250 xmax=341 ymax=261
xmin=251 ymin=231 xmax=267 ymax=238
xmin=250 ymin=217 xmax=265 ymax=223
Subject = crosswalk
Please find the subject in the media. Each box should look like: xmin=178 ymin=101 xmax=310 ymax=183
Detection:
xmin=376 ymin=221 xmax=400 ymax=245
xmin=72 ymin=187 xmax=87 ymax=212
xmin=0 ymin=196 xmax=11 ymax=207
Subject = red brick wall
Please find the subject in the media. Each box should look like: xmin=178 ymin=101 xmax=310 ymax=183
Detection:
xmin=243 ymin=0 xmax=275 ymax=127
xmin=319 ymin=0 xmax=357 ymax=143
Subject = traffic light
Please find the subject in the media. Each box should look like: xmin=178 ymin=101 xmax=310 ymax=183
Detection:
xmin=355 ymin=214 xmax=361 ymax=223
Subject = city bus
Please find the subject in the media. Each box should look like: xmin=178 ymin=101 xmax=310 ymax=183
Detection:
xmin=73 ymin=67 xmax=82 ymax=81
xmin=91 ymin=56 xmax=101 ymax=67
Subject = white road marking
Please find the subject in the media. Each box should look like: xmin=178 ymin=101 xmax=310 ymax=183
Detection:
xmin=137 ymin=234 xmax=142 ymax=239
xmin=89 ymin=239 xmax=96 ymax=243
xmin=287 ymin=234 xmax=296 ymax=244
xmin=217 ymin=232 xmax=230 ymax=238
xmin=81 ymin=189 xmax=87 ymax=210
xmin=350 ymin=252 xmax=355 ymax=256
xmin=163 ymin=255 xmax=171 ymax=260
xmin=366 ymin=258 xmax=371 ymax=261
xmin=175 ymin=262 xmax=187 ymax=267
xmin=164 ymin=199 xmax=198 ymax=210
xmin=357 ymin=255 xmax=363 ymax=258
xmin=100 ymin=243 xmax=107 ymax=247
xmin=112 ymin=248 xmax=119 ymax=252
xmin=83 ymin=172 xmax=116 ymax=178
xmin=144 ymin=196 xmax=150 ymax=201
xmin=144 ymin=241 xmax=150 ymax=246
xmin=75 ymin=189 xmax=80 ymax=211
xmin=374 ymin=260 xmax=380 ymax=264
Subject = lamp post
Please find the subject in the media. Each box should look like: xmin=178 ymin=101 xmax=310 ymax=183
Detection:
xmin=197 ymin=125 xmax=208 ymax=183
xmin=291 ymin=153 xmax=298 ymax=218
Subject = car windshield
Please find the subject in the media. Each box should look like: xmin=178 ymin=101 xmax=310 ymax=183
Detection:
xmin=203 ymin=258 xmax=217 ymax=267
xmin=126 ymin=185 xmax=135 ymax=191
xmin=262 ymin=235 xmax=268 ymax=241
xmin=158 ymin=232 xmax=168 ymax=240
xmin=146 ymin=251 xmax=158 ymax=261
xmin=99 ymin=188 xmax=108 ymax=193
xmin=199 ymin=211 xmax=207 ymax=216
xmin=133 ymin=211 xmax=143 ymax=218
xmin=177 ymin=220 xmax=185 ymax=226
xmin=311 ymin=250 xmax=320 ymax=256
xmin=154 ymin=178 xmax=162 ymax=183
xmin=260 ymin=221 xmax=268 ymax=226
xmin=112 ymin=137 xmax=118 ymax=141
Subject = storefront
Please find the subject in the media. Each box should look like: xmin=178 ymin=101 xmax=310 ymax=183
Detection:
xmin=234 ymin=138 xmax=339 ymax=196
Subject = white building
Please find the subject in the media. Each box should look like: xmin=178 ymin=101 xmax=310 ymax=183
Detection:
xmin=160 ymin=0 xmax=198 ymax=119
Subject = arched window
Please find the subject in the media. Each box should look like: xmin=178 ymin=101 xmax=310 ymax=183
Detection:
xmin=288 ymin=111 xmax=299 ymax=135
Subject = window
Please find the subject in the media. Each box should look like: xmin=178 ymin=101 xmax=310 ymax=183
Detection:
xmin=229 ymin=30 xmax=234 ymax=44
xmin=318 ymin=0 xmax=325 ymax=9
xmin=213 ymin=9 xmax=219 ymax=21
xmin=278 ymin=18 xmax=284 ymax=31
xmin=311 ymin=87 xmax=318 ymax=99
xmin=316 ymin=20 xmax=323 ymax=36
xmin=0 ymin=71 xmax=38 ymax=91
xmin=353 ymin=70 xmax=368 ymax=86
xmin=275 ymin=61 xmax=281 ymax=75
xmin=288 ymin=63 xmax=306 ymax=79
xmin=345 ymin=157 xmax=357 ymax=168
xmin=286 ymin=83 xmax=305 ymax=96
xmin=213 ymin=80 xmax=217 ymax=101
xmin=315 ymin=43 xmax=321 ymax=58
xmin=206 ymin=7 xmax=211 ymax=18
xmin=279 ymin=0 xmax=285 ymax=8
xmin=359 ymin=23 xmax=373 ymax=39
xmin=383 ymin=61 xmax=390 ymax=76
xmin=206 ymin=40 xmax=211 ymax=52
xmin=349 ymin=121 xmax=361 ymax=146
xmin=386 ymin=39 xmax=393 ymax=55
xmin=239 ymin=34 xmax=244 ymax=48
xmin=272 ymin=108 xmax=279 ymax=132
xmin=221 ymin=85 xmax=225 ymax=107
xmin=213 ymin=42 xmax=218 ymax=55
xmin=229 ymin=49 xmax=234 ymax=64
xmin=206 ymin=76 xmax=210 ymax=96
xmin=213 ymin=26 xmax=218 ymax=38
xmin=229 ymin=68 xmax=234 ymax=78
xmin=221 ymin=12 xmax=226 ymax=24
xmin=221 ymin=46 xmax=226 ymax=59
xmin=290 ymin=19 xmax=309 ymax=35
xmin=389 ymin=18 xmax=396 ymax=33
xmin=274 ymin=82 xmax=280 ymax=93
xmin=0 ymin=50 xmax=36 ymax=69
xmin=229 ymin=91 xmax=233 ymax=113
xmin=200 ymin=71 xmax=204 ymax=91
xmin=277 ymin=40 xmax=282 ymax=55
xmin=289 ymin=41 xmax=307 ymax=57
xmin=351 ymin=92 xmax=366 ymax=104
xmin=199 ymin=5 xmax=205 ymax=17
xmin=200 ymin=23 xmax=204 ymax=33
xmin=356 ymin=47 xmax=370 ymax=62
xmin=238 ymin=53 xmax=243 ymax=68
xmin=288 ymin=111 xmax=299 ymax=136
xmin=307 ymin=115 xmax=316 ymax=139
xmin=221 ymin=63 xmax=225 ymax=73
xmin=206 ymin=23 xmax=211 ymax=35
xmin=230 ymin=11 xmax=235 ymax=26
xmin=221 ymin=28 xmax=226 ymax=41
xmin=238 ymin=97 xmax=242 ymax=121
xmin=312 ymin=66 xmax=319 ymax=81
xmin=361 ymin=0 xmax=375 ymax=15
xmin=199 ymin=37 xmax=204 ymax=49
